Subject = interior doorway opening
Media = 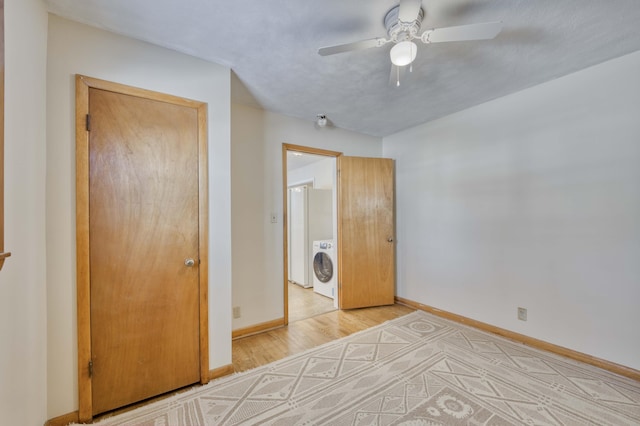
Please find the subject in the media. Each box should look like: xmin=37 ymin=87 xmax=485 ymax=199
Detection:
xmin=283 ymin=144 xmax=341 ymax=324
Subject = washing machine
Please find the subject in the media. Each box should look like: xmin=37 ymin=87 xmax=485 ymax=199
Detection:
xmin=312 ymin=240 xmax=336 ymax=299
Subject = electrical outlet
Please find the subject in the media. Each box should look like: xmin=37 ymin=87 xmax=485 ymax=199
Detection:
xmin=233 ymin=306 xmax=241 ymax=319
xmin=517 ymin=307 xmax=527 ymax=321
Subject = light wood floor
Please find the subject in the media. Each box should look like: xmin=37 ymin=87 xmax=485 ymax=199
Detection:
xmin=287 ymin=281 xmax=336 ymax=323
xmin=232 ymin=303 xmax=415 ymax=372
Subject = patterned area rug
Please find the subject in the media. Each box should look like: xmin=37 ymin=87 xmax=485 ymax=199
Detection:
xmin=83 ymin=311 xmax=640 ymax=425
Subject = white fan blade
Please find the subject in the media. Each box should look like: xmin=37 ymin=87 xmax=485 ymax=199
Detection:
xmin=398 ymin=0 xmax=422 ymax=22
xmin=422 ymin=21 xmax=503 ymax=43
xmin=318 ymin=37 xmax=388 ymax=56
xmin=388 ymin=64 xmax=408 ymax=87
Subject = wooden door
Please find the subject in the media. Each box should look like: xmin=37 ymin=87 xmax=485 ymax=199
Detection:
xmin=338 ymin=156 xmax=395 ymax=309
xmin=0 ymin=0 xmax=9 ymax=271
xmin=76 ymin=76 xmax=208 ymax=418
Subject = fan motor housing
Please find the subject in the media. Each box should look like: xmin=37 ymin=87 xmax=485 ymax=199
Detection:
xmin=384 ymin=5 xmax=424 ymax=42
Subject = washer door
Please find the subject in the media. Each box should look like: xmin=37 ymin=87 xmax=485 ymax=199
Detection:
xmin=313 ymin=252 xmax=333 ymax=283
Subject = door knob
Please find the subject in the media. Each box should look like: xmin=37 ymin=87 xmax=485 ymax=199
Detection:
xmin=387 ymin=237 xmax=394 ymax=243
xmin=184 ymin=258 xmax=196 ymax=267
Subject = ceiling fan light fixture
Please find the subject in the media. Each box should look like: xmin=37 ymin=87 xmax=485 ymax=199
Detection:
xmin=390 ymin=40 xmax=417 ymax=66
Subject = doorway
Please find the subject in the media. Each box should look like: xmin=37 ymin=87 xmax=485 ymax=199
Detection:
xmin=283 ymin=144 xmax=340 ymax=324
xmin=283 ymin=145 xmax=397 ymax=324
xmin=75 ymin=75 xmax=209 ymax=421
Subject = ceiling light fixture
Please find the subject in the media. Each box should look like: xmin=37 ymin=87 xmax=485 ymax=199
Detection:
xmin=389 ymin=40 xmax=417 ymax=66
xmin=316 ymin=114 xmax=327 ymax=128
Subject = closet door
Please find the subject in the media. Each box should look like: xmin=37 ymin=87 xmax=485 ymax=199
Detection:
xmin=76 ymin=75 xmax=209 ymax=420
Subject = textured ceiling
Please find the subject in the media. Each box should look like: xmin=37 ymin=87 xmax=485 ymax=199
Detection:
xmin=45 ymin=0 xmax=640 ymax=137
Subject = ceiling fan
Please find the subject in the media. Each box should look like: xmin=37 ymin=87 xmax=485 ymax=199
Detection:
xmin=318 ymin=0 xmax=503 ymax=86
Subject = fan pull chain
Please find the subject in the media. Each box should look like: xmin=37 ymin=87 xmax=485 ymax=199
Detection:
xmin=409 ymin=42 xmax=414 ymax=73
xmin=396 ymin=66 xmax=400 ymax=87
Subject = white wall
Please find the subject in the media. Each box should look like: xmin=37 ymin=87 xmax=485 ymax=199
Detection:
xmin=0 ymin=0 xmax=48 ymax=425
xmin=288 ymin=158 xmax=335 ymax=190
xmin=231 ymin=103 xmax=381 ymax=329
xmin=46 ymin=15 xmax=232 ymax=418
xmin=384 ymin=51 xmax=640 ymax=370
